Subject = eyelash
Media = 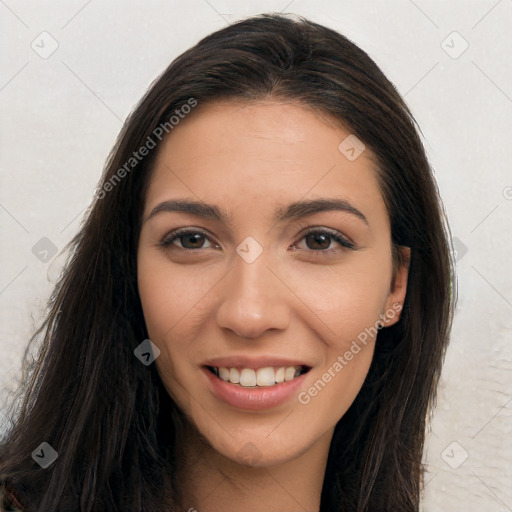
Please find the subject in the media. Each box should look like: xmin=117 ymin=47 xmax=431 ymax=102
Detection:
xmin=159 ymin=225 xmax=355 ymax=256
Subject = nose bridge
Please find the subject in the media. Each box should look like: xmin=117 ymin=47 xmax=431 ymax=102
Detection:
xmin=215 ymin=244 xmax=290 ymax=338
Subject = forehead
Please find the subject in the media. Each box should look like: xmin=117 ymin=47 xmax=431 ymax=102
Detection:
xmin=144 ymin=99 xmax=387 ymax=229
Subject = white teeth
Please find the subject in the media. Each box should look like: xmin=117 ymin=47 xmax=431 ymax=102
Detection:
xmin=284 ymin=367 xmax=297 ymax=381
xmin=239 ymin=369 xmax=257 ymax=387
xmin=256 ymin=367 xmax=275 ymax=387
xmin=219 ymin=367 xmax=230 ymax=381
xmin=229 ymin=367 xmax=240 ymax=384
xmin=214 ymin=365 xmax=305 ymax=387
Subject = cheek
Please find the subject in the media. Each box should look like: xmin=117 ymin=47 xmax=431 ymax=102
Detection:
xmin=284 ymin=257 xmax=391 ymax=345
xmin=297 ymin=348 xmax=374 ymax=433
xmin=292 ymin=263 xmax=387 ymax=423
xmin=137 ymin=252 xmax=217 ymax=340
xmin=137 ymin=253 xmax=221 ymax=402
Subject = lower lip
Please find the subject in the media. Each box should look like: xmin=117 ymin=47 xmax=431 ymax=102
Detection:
xmin=202 ymin=367 xmax=309 ymax=411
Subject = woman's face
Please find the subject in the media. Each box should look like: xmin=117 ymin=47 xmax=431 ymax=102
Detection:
xmin=137 ymin=99 xmax=409 ymax=467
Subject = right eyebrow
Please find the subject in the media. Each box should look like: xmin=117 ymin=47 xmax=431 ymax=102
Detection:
xmin=142 ymin=199 xmax=229 ymax=225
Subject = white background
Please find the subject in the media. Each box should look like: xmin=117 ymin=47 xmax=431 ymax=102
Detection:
xmin=1 ymin=1 xmax=511 ymax=510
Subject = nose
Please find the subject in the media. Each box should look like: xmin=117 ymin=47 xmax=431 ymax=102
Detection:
xmin=215 ymin=249 xmax=291 ymax=339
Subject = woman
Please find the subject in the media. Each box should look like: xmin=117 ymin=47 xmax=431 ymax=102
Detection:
xmin=0 ymin=13 xmax=456 ymax=511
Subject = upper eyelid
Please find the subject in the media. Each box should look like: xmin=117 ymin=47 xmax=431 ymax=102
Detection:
xmin=161 ymin=228 xmax=218 ymax=248
xmin=161 ymin=225 xmax=354 ymax=249
xmin=163 ymin=221 xmax=352 ymax=239
xmin=283 ymin=220 xmax=355 ymax=248
xmin=293 ymin=222 xmax=354 ymax=244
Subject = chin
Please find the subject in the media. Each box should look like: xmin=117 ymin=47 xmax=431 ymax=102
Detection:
xmin=207 ymin=430 xmax=311 ymax=469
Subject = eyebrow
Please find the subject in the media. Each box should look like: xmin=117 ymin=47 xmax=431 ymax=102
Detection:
xmin=143 ymin=197 xmax=369 ymax=227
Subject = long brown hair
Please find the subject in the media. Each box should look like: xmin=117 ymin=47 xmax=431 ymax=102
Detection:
xmin=0 ymin=13 xmax=456 ymax=511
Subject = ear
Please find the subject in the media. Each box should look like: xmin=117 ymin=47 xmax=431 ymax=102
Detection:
xmin=382 ymin=246 xmax=410 ymax=327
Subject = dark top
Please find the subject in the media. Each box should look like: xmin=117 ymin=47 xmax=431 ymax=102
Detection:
xmin=0 ymin=482 xmax=24 ymax=511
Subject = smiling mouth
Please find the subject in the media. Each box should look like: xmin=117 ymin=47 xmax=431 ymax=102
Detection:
xmin=205 ymin=365 xmax=311 ymax=388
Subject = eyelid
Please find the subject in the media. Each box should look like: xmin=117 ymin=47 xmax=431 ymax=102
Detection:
xmin=291 ymin=224 xmax=355 ymax=252
xmin=159 ymin=227 xmax=220 ymax=250
xmin=293 ymin=220 xmax=355 ymax=245
xmin=159 ymin=223 xmax=356 ymax=252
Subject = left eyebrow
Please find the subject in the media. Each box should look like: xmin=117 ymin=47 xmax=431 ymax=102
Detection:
xmin=274 ymin=198 xmax=369 ymax=226
xmin=142 ymin=197 xmax=369 ymax=227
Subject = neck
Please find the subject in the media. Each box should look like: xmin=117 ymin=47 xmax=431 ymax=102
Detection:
xmin=175 ymin=423 xmax=333 ymax=512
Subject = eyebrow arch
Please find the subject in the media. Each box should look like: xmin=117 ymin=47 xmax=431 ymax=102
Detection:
xmin=143 ymin=197 xmax=369 ymax=227
xmin=275 ymin=198 xmax=369 ymax=226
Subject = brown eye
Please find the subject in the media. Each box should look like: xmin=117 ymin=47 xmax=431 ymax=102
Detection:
xmin=160 ymin=230 xmax=217 ymax=250
xmin=293 ymin=229 xmax=355 ymax=254
xmin=180 ymin=233 xmax=206 ymax=249
xmin=305 ymin=232 xmax=332 ymax=250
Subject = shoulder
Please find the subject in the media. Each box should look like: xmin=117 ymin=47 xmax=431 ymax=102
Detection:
xmin=0 ymin=481 xmax=25 ymax=511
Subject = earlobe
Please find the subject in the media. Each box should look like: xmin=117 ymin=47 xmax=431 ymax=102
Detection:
xmin=383 ymin=246 xmax=411 ymax=327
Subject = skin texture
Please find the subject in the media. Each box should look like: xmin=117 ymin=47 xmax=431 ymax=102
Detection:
xmin=137 ymin=99 xmax=410 ymax=512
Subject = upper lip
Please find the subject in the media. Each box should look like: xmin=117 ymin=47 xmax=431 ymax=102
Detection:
xmin=202 ymin=356 xmax=311 ymax=370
